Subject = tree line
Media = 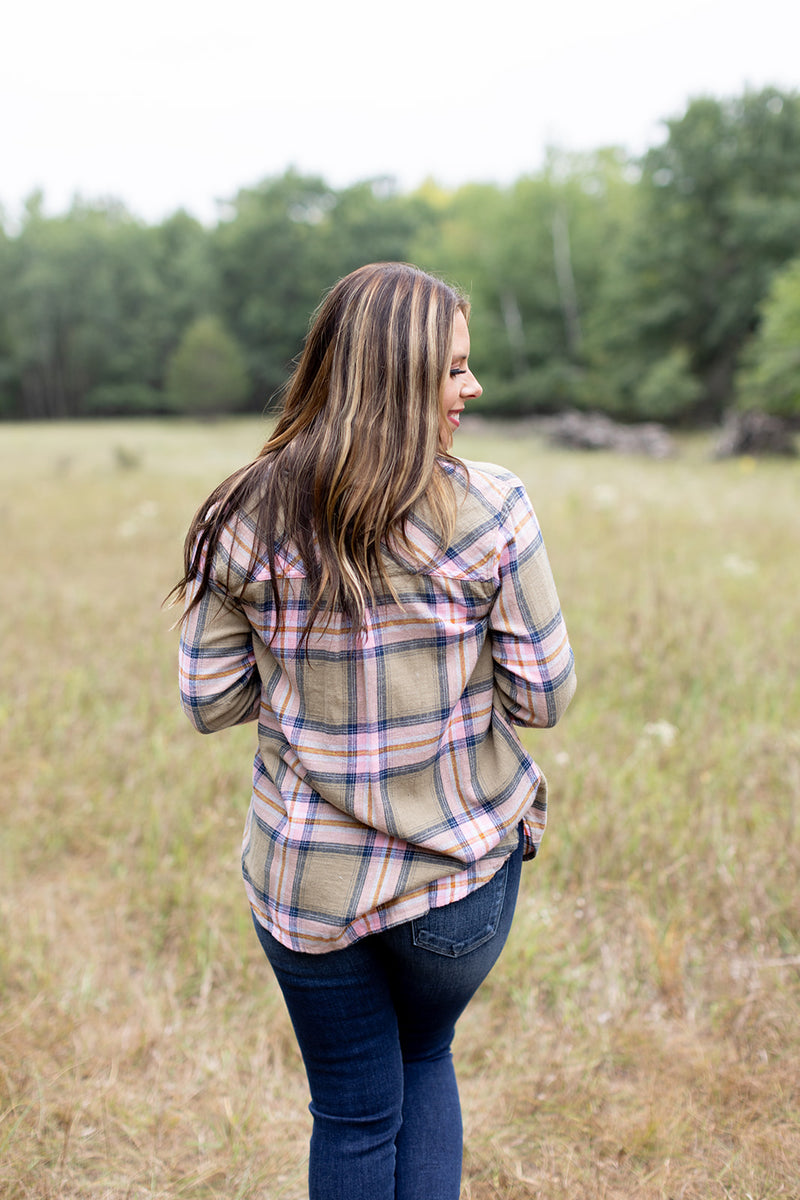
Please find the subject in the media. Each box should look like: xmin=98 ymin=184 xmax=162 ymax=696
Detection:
xmin=2 ymin=87 xmax=799 ymax=425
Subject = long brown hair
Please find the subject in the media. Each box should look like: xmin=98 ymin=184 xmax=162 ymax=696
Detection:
xmin=170 ymin=262 xmax=470 ymax=642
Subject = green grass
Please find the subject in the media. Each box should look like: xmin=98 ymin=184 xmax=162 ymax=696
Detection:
xmin=1 ymin=417 xmax=798 ymax=1198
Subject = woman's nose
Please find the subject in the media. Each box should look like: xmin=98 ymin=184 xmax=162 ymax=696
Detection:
xmin=463 ymin=372 xmax=482 ymax=398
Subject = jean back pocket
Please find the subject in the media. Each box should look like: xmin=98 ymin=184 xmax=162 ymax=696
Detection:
xmin=411 ymin=859 xmax=509 ymax=958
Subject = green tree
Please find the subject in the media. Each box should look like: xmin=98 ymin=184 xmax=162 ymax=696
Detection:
xmin=165 ymin=315 xmax=249 ymax=415
xmin=735 ymin=256 xmax=800 ymax=416
xmin=0 ymin=218 xmax=19 ymax=416
xmin=591 ymin=88 xmax=800 ymax=421
xmin=212 ymin=171 xmax=339 ymax=403
xmin=319 ymin=177 xmax=435 ymax=281
xmin=6 ymin=196 xmax=165 ymax=417
xmin=414 ymin=150 xmax=638 ymax=415
xmin=212 ymin=170 xmax=430 ymax=406
xmin=634 ymin=346 xmax=703 ymax=419
xmin=134 ymin=210 xmax=219 ymax=404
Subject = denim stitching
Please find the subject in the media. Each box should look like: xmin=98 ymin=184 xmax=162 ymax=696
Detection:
xmin=410 ymin=862 xmax=509 ymax=958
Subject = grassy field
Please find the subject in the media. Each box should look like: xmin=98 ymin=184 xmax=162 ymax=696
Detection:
xmin=1 ymin=417 xmax=798 ymax=1199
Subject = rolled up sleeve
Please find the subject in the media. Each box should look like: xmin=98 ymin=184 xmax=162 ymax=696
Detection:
xmin=490 ymin=486 xmax=576 ymax=728
xmin=179 ymin=577 xmax=261 ymax=734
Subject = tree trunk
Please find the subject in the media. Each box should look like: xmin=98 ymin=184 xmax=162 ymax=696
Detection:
xmin=500 ymin=288 xmax=527 ymax=376
xmin=552 ymin=204 xmax=582 ymax=361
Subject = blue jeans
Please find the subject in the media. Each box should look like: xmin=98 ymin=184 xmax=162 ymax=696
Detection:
xmin=252 ymin=827 xmax=523 ymax=1200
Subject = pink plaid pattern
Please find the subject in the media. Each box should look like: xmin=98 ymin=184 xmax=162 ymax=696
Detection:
xmin=179 ymin=459 xmax=575 ymax=952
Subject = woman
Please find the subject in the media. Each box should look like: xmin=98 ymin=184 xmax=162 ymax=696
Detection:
xmin=173 ymin=262 xmax=576 ymax=1199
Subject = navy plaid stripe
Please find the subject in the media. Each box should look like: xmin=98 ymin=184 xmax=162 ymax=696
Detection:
xmin=180 ymin=458 xmax=575 ymax=952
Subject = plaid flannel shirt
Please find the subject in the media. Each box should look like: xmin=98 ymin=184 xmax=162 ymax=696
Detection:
xmin=179 ymin=458 xmax=576 ymax=952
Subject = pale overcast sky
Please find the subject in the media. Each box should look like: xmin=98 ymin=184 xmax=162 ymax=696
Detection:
xmin=2 ymin=0 xmax=798 ymax=225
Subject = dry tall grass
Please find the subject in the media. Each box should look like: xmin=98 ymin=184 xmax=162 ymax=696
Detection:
xmin=1 ymin=419 xmax=798 ymax=1199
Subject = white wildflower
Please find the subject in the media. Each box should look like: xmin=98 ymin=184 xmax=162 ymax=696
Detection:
xmin=722 ymin=554 xmax=757 ymax=577
xmin=117 ymin=501 xmax=158 ymax=538
xmin=642 ymin=720 xmax=679 ymax=747
xmin=592 ymin=483 xmax=618 ymax=509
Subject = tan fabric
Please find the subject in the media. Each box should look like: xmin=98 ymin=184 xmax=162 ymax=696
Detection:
xmin=180 ymin=458 xmax=576 ymax=951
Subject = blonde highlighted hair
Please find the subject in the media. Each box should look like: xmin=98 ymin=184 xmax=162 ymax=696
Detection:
xmin=171 ymin=262 xmax=470 ymax=642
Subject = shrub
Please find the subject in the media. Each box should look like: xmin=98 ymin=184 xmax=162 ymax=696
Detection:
xmin=165 ymin=316 xmax=250 ymax=416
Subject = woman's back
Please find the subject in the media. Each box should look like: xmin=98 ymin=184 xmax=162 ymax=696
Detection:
xmin=179 ymin=456 xmax=575 ymax=951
